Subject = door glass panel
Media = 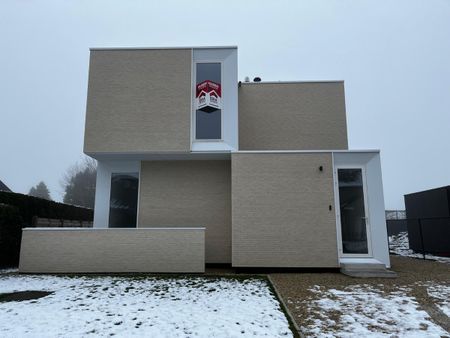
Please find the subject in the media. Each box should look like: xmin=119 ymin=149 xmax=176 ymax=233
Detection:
xmin=338 ymin=168 xmax=369 ymax=254
xmin=109 ymin=173 xmax=139 ymax=228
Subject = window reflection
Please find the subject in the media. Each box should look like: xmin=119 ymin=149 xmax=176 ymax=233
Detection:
xmin=109 ymin=173 xmax=139 ymax=228
xmin=338 ymin=169 xmax=368 ymax=254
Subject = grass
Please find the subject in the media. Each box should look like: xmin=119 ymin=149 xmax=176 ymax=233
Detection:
xmin=0 ymin=290 xmax=53 ymax=302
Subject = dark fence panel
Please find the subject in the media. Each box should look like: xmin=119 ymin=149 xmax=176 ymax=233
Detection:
xmin=388 ymin=216 xmax=450 ymax=259
xmin=32 ymin=216 xmax=93 ymax=228
xmin=0 ymin=191 xmax=93 ymax=224
xmin=386 ymin=219 xmax=408 ymax=236
xmin=407 ymin=217 xmax=450 ymax=257
xmin=404 ymin=186 xmax=450 ymax=220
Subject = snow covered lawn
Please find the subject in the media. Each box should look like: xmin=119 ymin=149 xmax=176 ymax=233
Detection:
xmin=0 ymin=272 xmax=293 ymax=337
xmin=298 ymin=284 xmax=449 ymax=338
xmin=426 ymin=283 xmax=450 ymax=318
xmin=389 ymin=232 xmax=450 ymax=264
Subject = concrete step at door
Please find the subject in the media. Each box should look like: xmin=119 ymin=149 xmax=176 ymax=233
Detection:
xmin=340 ymin=263 xmax=398 ymax=278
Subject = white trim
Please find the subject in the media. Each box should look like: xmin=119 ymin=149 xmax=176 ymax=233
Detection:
xmin=334 ymin=165 xmax=373 ymax=258
xmin=23 ymin=227 xmax=206 ymax=231
xmin=90 ymin=46 xmax=237 ymax=51
xmin=189 ymin=48 xmax=194 ymax=149
xmin=89 ymin=152 xmax=232 ymax=161
xmin=333 ymin=152 xmax=390 ymax=268
xmin=86 ymin=150 xmax=380 ymax=161
xmin=332 ymin=152 xmax=341 ymax=261
xmin=93 ymin=161 xmax=141 ymax=229
xmin=136 ymin=162 xmax=142 ymax=228
xmin=190 ymin=48 xmax=238 ymax=152
xmin=235 ymin=149 xmax=380 ymax=154
xmin=240 ymin=80 xmax=344 ymax=84
xmin=194 ymin=139 xmax=225 ymax=142
xmin=87 ymin=149 xmax=380 ymax=156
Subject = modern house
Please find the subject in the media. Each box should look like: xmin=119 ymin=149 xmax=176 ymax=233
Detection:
xmin=19 ymin=46 xmax=391 ymax=273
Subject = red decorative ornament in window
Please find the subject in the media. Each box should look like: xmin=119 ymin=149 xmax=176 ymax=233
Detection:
xmin=196 ymin=80 xmax=222 ymax=113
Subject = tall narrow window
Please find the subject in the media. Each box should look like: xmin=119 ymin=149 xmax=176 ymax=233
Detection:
xmin=195 ymin=63 xmax=221 ymax=140
xmin=338 ymin=168 xmax=369 ymax=254
xmin=109 ymin=173 xmax=139 ymax=228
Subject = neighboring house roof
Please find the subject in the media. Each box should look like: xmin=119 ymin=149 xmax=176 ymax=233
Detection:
xmin=0 ymin=179 xmax=11 ymax=192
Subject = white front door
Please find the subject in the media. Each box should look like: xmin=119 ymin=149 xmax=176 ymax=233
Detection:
xmin=336 ymin=167 xmax=372 ymax=257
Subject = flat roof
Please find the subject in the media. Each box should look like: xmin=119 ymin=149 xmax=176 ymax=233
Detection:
xmin=24 ymin=227 xmax=206 ymax=231
xmin=235 ymin=150 xmax=380 ymax=154
xmin=87 ymin=48 xmax=342 ymax=84
xmin=240 ymin=80 xmax=344 ymax=84
xmin=90 ymin=46 xmax=238 ymax=51
xmin=404 ymin=185 xmax=450 ymax=197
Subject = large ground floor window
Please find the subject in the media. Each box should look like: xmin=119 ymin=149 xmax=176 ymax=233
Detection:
xmin=108 ymin=172 xmax=139 ymax=228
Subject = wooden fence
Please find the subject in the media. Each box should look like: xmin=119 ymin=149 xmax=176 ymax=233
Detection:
xmin=32 ymin=216 xmax=93 ymax=228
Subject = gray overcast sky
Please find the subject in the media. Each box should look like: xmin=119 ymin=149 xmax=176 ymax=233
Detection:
xmin=1 ymin=0 xmax=449 ymax=209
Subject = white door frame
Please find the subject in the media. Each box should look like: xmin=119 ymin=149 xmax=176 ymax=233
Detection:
xmin=334 ymin=165 xmax=373 ymax=258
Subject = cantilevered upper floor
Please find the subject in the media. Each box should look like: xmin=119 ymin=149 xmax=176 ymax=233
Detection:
xmin=83 ymin=46 xmax=348 ymax=157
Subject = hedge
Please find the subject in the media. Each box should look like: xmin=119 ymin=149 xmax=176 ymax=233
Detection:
xmin=0 ymin=191 xmax=94 ymax=268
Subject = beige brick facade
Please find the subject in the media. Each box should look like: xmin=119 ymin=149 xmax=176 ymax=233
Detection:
xmin=231 ymin=152 xmax=339 ymax=267
xmin=84 ymin=49 xmax=192 ymax=154
xmin=139 ymin=160 xmax=231 ymax=264
xmin=238 ymin=82 xmax=348 ymax=150
xmin=19 ymin=228 xmax=205 ymax=273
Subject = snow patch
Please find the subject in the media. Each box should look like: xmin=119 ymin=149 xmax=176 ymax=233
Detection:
xmin=426 ymin=283 xmax=450 ymax=318
xmin=302 ymin=284 xmax=448 ymax=338
xmin=0 ymin=273 xmax=292 ymax=337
